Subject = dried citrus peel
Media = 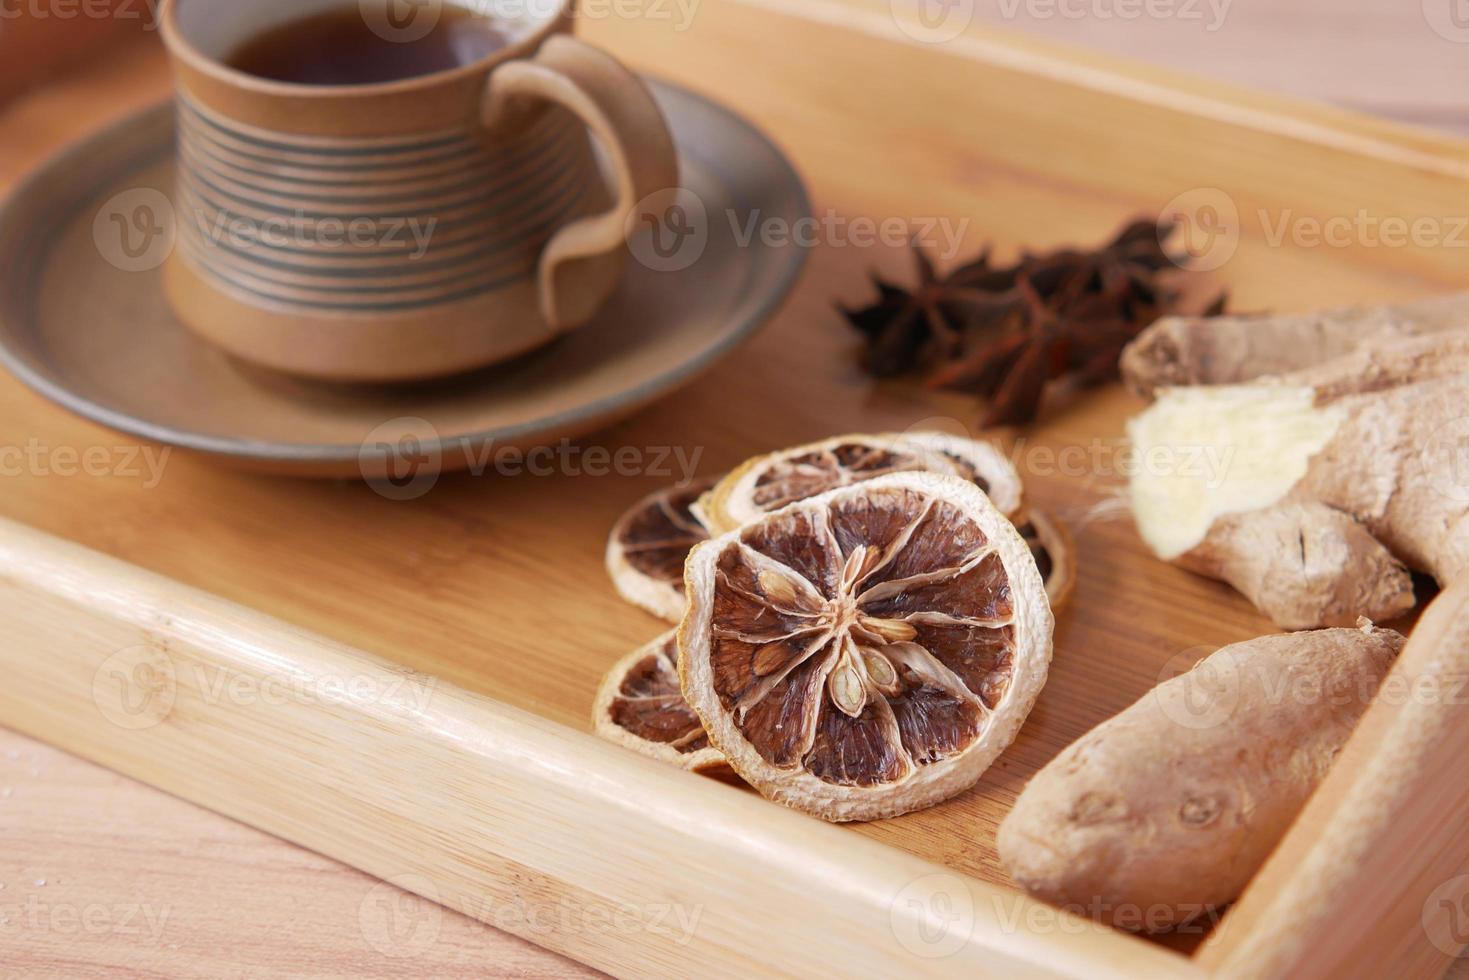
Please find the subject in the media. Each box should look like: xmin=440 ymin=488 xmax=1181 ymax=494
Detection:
xmin=900 ymin=430 xmax=1025 ymax=519
xmin=605 ymin=480 xmax=714 ymax=622
xmin=695 ymin=434 xmax=957 ymax=533
xmin=1021 ymin=509 xmax=1076 ymax=611
xmin=679 ymin=472 xmax=1053 ymax=822
xmin=595 ymin=506 xmax=1075 ymax=771
xmin=607 ymin=432 xmax=1027 ymax=626
xmin=591 ymin=632 xmax=726 ymax=772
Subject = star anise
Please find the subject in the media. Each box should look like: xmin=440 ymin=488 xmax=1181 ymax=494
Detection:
xmin=839 ymin=245 xmax=1020 ymax=377
xmin=843 ymin=217 xmax=1225 ymax=427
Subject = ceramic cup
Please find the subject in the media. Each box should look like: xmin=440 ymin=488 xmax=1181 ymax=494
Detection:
xmin=159 ymin=0 xmax=678 ymax=382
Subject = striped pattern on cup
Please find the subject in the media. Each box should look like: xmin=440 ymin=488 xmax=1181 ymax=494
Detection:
xmin=173 ymin=93 xmax=597 ymax=314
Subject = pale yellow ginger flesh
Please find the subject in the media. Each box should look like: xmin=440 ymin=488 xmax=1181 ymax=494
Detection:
xmin=1123 ymin=303 xmax=1469 ymax=627
xmin=1127 ymin=386 xmax=1346 ymax=561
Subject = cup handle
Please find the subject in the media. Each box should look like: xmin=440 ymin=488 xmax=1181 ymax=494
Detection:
xmin=481 ymin=35 xmax=679 ymax=330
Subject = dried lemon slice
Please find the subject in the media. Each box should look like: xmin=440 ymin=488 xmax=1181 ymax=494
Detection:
xmin=606 ymin=480 xmax=714 ymax=622
xmin=899 ymin=430 xmax=1024 ymax=520
xmin=597 ymin=508 xmax=1074 ymax=771
xmin=592 ymin=632 xmax=725 ymax=771
xmin=1020 ymin=509 xmax=1076 ymax=611
xmin=696 ymin=434 xmax=963 ymax=534
xmin=698 ymin=432 xmax=1022 ymax=534
xmin=680 ymin=471 xmax=1053 ymax=822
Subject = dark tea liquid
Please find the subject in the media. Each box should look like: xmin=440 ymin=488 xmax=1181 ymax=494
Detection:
xmin=225 ymin=5 xmax=511 ymax=85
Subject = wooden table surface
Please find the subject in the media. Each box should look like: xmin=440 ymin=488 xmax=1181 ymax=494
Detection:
xmin=5 ymin=2 xmax=1469 ymax=976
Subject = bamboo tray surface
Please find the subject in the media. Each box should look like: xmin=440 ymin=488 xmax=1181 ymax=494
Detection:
xmin=2 ymin=1 xmax=1468 ymax=977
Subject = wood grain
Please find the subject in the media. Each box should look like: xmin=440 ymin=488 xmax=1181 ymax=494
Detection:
xmin=0 ymin=516 xmax=1195 ymax=979
xmin=1197 ymin=581 xmax=1469 ymax=978
xmin=0 ymin=727 xmax=598 ymax=979
xmin=2 ymin=0 xmax=1469 ymax=975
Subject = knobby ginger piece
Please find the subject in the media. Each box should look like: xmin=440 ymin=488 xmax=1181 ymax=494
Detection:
xmin=1125 ymin=298 xmax=1469 ymax=627
xmin=998 ymin=624 xmax=1404 ymax=932
xmin=1122 ymin=293 xmax=1469 ymax=399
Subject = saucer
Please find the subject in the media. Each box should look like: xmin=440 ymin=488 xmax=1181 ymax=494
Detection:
xmin=0 ymin=81 xmax=809 ymax=478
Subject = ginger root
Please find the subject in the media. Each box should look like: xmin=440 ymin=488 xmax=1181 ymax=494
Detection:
xmin=1124 ymin=297 xmax=1469 ymax=628
xmin=1188 ymin=503 xmax=1413 ymax=630
xmin=1121 ymin=293 xmax=1469 ymax=399
xmin=997 ymin=624 xmax=1404 ymax=932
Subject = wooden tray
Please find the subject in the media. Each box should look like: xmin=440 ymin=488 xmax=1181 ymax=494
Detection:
xmin=3 ymin=2 xmax=1469 ymax=976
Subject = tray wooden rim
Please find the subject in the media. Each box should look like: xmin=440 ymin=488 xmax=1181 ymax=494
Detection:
xmin=4 ymin=4 xmax=1469 ymax=976
xmin=0 ymin=516 xmax=1195 ymax=978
